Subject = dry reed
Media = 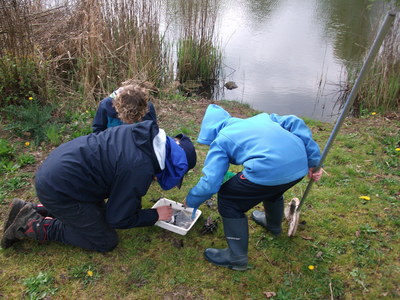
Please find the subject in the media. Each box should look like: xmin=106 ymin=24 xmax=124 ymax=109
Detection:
xmin=0 ymin=0 xmax=169 ymax=106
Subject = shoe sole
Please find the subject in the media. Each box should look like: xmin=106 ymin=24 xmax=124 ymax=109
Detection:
xmin=203 ymin=251 xmax=249 ymax=271
xmin=1 ymin=205 xmax=34 ymax=249
xmin=2 ymin=198 xmax=27 ymax=233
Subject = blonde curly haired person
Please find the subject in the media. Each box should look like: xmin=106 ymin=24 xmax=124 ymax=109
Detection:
xmin=92 ymin=83 xmax=157 ymax=133
xmin=113 ymin=85 xmax=149 ymax=124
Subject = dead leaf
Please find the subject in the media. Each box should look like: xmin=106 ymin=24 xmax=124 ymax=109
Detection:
xmin=356 ymin=230 xmax=361 ymax=237
xmin=120 ymin=266 xmax=128 ymax=272
xmin=301 ymin=235 xmax=314 ymax=240
xmin=316 ymin=251 xmax=323 ymax=259
xmin=263 ymin=291 xmax=276 ymax=298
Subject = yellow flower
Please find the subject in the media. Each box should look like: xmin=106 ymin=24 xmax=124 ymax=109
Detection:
xmin=28 ymin=97 xmax=33 ymax=100
xmin=25 ymin=142 xmax=30 ymax=146
xmin=395 ymin=148 xmax=400 ymax=152
xmin=87 ymin=270 xmax=93 ymax=277
xmin=371 ymin=112 xmax=376 ymax=115
xmin=359 ymin=196 xmax=371 ymax=201
xmin=308 ymin=265 xmax=315 ymax=270
xmin=85 ymin=110 xmax=89 ymax=113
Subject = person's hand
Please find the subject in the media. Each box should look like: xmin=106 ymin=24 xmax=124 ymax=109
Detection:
xmin=156 ymin=205 xmax=173 ymax=221
xmin=190 ymin=208 xmax=197 ymax=220
xmin=183 ymin=199 xmax=197 ymax=220
xmin=308 ymin=167 xmax=323 ymax=182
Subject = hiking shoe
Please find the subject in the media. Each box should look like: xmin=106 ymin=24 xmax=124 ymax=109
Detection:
xmin=1 ymin=205 xmax=43 ymax=249
xmin=2 ymin=198 xmax=28 ymax=233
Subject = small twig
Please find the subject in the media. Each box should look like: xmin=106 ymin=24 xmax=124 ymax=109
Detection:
xmin=329 ymin=280 xmax=334 ymax=300
xmin=259 ymin=249 xmax=272 ymax=264
xmin=252 ymin=235 xmax=272 ymax=264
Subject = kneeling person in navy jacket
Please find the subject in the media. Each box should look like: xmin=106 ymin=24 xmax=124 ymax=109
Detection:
xmin=1 ymin=120 xmax=196 ymax=252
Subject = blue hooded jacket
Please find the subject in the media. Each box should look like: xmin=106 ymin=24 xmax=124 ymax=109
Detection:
xmin=186 ymin=104 xmax=321 ymax=209
xmin=35 ymin=121 xmax=188 ymax=229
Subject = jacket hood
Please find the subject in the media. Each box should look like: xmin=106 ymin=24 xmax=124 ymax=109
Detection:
xmin=131 ymin=120 xmax=162 ymax=173
xmin=155 ymin=137 xmax=189 ymax=190
xmin=105 ymin=87 xmax=124 ymax=117
xmin=103 ymin=97 xmax=119 ymax=117
xmin=197 ymin=104 xmax=231 ymax=145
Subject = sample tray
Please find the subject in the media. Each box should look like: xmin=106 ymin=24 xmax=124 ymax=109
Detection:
xmin=152 ymin=198 xmax=201 ymax=235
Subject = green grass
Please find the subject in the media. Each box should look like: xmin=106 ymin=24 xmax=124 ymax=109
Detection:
xmin=23 ymin=271 xmax=58 ymax=300
xmin=0 ymin=98 xmax=399 ymax=299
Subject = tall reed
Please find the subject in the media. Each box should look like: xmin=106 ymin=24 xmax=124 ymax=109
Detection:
xmin=174 ymin=0 xmax=221 ymax=95
xmin=0 ymin=0 xmax=33 ymax=57
xmin=343 ymin=14 xmax=400 ymax=116
xmin=0 ymin=0 xmax=47 ymax=106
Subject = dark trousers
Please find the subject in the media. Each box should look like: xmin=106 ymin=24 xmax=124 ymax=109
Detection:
xmin=218 ymin=172 xmax=303 ymax=218
xmin=36 ymin=187 xmax=118 ymax=252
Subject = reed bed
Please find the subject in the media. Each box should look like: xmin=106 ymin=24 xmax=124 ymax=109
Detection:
xmin=342 ymin=14 xmax=400 ymax=116
xmin=0 ymin=0 xmax=170 ymax=107
xmin=173 ymin=0 xmax=222 ymax=95
xmin=0 ymin=0 xmax=223 ymax=108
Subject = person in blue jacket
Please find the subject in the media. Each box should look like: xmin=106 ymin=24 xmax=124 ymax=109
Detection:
xmin=92 ymin=84 xmax=157 ymax=133
xmin=1 ymin=120 xmax=196 ymax=252
xmin=185 ymin=104 xmax=323 ymax=270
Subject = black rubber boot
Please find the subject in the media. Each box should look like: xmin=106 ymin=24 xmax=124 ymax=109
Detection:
xmin=251 ymin=197 xmax=284 ymax=235
xmin=204 ymin=217 xmax=249 ymax=271
xmin=1 ymin=205 xmax=53 ymax=249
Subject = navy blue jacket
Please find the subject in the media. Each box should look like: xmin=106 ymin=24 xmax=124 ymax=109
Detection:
xmin=92 ymin=96 xmax=157 ymax=133
xmin=35 ymin=121 xmax=162 ymax=229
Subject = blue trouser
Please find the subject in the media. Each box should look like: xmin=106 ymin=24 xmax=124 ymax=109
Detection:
xmin=35 ymin=186 xmax=118 ymax=252
xmin=217 ymin=172 xmax=303 ymax=218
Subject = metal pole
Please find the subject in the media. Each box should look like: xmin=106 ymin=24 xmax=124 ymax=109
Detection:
xmin=297 ymin=11 xmax=396 ymax=211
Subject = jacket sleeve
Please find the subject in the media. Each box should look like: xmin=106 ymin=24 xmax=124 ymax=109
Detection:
xmin=186 ymin=140 xmax=229 ymax=209
xmin=269 ymin=114 xmax=321 ymax=167
xmin=105 ymin=163 xmax=159 ymax=229
xmin=92 ymin=98 xmax=109 ymax=133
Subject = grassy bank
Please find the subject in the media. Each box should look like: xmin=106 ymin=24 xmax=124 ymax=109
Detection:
xmin=0 ymin=94 xmax=399 ymax=299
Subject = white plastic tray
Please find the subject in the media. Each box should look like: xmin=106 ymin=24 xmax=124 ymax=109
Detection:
xmin=152 ymin=198 xmax=202 ymax=235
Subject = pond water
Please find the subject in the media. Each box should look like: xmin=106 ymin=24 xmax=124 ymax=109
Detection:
xmin=212 ymin=0 xmax=387 ymax=122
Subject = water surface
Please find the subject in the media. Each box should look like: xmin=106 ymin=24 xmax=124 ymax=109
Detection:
xmin=214 ymin=0 xmax=385 ymax=122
